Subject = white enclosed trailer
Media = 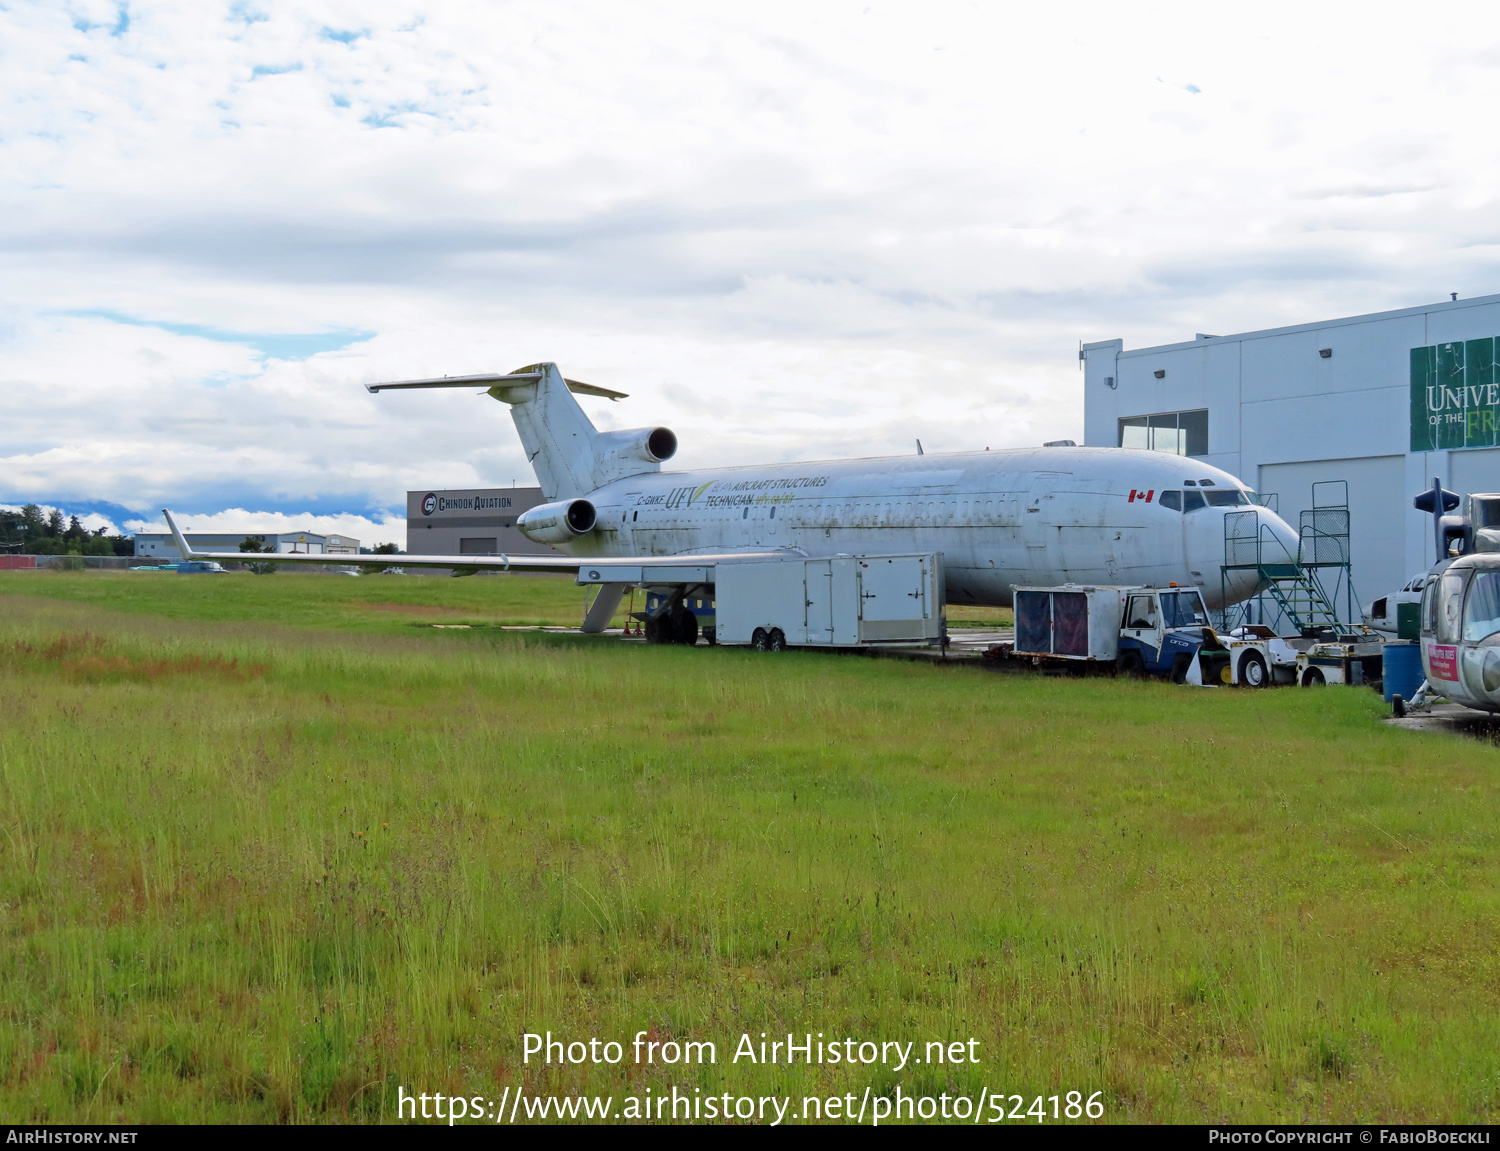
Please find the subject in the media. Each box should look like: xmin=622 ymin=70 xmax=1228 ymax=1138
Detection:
xmin=715 ymin=553 xmax=944 ymax=648
xmin=576 ymin=551 xmax=945 ymax=649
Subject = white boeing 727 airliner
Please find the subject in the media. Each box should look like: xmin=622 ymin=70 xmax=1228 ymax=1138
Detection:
xmin=163 ymin=361 xmax=1299 ymax=640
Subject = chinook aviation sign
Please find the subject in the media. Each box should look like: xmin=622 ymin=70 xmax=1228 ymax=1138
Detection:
xmin=420 ymin=492 xmax=516 ymax=515
xmin=1411 ymin=339 xmax=1500 ymax=451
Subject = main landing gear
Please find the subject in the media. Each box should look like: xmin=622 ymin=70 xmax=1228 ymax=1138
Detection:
xmin=644 ymin=600 xmax=700 ymax=645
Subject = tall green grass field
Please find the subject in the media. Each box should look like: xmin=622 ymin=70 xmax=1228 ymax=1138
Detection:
xmin=1 ymin=570 xmax=1498 ymax=1123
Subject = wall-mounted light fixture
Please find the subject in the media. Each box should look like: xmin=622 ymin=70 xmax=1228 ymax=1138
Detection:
xmin=1104 ymin=376 xmax=1116 ymax=389
xmin=1318 ymin=348 xmax=1333 ymax=358
xmin=1153 ymin=369 xmax=1166 ymax=379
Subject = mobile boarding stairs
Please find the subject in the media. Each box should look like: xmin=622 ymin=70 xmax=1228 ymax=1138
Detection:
xmin=1219 ymin=482 xmax=1358 ymax=636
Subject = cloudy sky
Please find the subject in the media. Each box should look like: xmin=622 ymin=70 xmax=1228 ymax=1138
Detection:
xmin=5 ymin=1 xmax=1500 ymax=544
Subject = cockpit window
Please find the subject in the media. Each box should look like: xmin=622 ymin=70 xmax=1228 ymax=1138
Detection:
xmin=1159 ymin=490 xmax=1182 ymax=511
xmin=1205 ymin=490 xmax=1251 ymax=507
xmin=1182 ymin=490 xmax=1206 ymax=513
xmin=1160 ymin=590 xmax=1209 ymax=627
xmin=1438 ymin=570 xmax=1467 ymax=644
xmin=1463 ymin=572 xmax=1500 ymax=641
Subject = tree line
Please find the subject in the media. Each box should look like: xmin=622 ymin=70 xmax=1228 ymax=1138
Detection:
xmin=0 ymin=506 xmax=133 ymax=556
xmin=1 ymin=508 xmax=406 ymax=562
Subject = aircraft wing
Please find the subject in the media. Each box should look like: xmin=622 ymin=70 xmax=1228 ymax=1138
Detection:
xmin=159 ymin=510 xmax=795 ymax=579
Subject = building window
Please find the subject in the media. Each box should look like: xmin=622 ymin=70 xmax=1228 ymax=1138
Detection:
xmin=1118 ymin=409 xmax=1208 ymax=456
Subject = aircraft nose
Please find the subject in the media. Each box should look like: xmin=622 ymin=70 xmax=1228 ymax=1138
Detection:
xmin=1201 ymin=503 xmax=1300 ymax=611
xmin=1259 ymin=505 xmax=1299 ymax=565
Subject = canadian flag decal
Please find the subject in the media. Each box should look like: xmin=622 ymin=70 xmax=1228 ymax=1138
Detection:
xmin=1127 ymin=489 xmax=1155 ymax=503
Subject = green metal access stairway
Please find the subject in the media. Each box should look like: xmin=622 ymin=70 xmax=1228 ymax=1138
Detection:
xmin=1219 ymin=482 xmax=1357 ymax=633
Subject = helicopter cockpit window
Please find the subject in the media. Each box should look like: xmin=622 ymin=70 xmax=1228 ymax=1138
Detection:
xmin=1463 ymin=572 xmax=1500 ymax=642
xmin=1437 ymin=570 xmax=1468 ymax=644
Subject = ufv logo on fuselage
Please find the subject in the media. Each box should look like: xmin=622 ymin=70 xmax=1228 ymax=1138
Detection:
xmin=663 ymin=482 xmax=714 ymax=510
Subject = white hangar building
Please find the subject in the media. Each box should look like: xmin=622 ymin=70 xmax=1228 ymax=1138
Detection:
xmin=135 ymin=530 xmax=359 ymax=560
xmin=1082 ymin=292 xmax=1500 ymax=605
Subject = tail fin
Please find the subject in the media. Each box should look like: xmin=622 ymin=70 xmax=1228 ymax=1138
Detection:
xmin=489 ymin=363 xmax=601 ymax=499
xmin=368 ymin=363 xmax=675 ymax=498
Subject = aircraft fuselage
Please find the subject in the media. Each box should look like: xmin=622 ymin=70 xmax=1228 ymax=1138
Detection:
xmin=558 ymin=445 xmax=1298 ymax=610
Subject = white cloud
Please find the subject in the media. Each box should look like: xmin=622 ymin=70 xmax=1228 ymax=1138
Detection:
xmin=3 ymin=0 xmax=1500 ymax=515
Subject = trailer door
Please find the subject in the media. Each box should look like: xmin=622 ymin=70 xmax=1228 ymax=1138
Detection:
xmin=804 ymin=559 xmax=834 ymax=645
xmin=857 ymin=556 xmax=930 ymax=641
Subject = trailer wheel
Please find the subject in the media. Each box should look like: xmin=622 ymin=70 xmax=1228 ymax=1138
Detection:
xmin=1238 ymin=650 xmax=1268 ymax=688
xmin=1117 ymin=650 xmax=1145 ymax=679
xmin=751 ymin=627 xmax=770 ymax=651
xmin=1301 ymin=666 xmax=1326 ymax=687
xmin=768 ymin=628 xmax=787 ymax=652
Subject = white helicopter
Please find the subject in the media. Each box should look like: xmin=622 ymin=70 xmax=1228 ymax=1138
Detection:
xmin=1362 ymin=572 xmax=1432 ymax=636
xmin=162 ymin=362 xmax=1299 ymax=642
xmin=1402 ymin=484 xmax=1500 ymax=714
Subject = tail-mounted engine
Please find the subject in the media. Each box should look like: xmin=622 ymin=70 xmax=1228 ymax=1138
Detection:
xmin=517 ymin=498 xmax=597 ymax=544
xmin=591 ymin=426 xmax=677 ymax=486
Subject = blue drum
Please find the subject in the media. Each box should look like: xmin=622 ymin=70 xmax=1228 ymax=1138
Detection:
xmin=1383 ymin=641 xmax=1423 ymax=702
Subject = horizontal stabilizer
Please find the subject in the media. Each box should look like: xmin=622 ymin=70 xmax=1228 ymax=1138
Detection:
xmin=366 ymin=372 xmax=626 ymax=400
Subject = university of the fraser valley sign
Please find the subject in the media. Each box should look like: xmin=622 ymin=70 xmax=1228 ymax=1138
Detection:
xmin=1412 ymin=340 xmax=1500 ymax=451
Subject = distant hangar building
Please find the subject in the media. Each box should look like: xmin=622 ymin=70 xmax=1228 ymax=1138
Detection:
xmin=135 ymin=530 xmax=359 ymax=559
xmin=406 ymin=487 xmax=562 ymax=556
xmin=1083 ymin=292 xmax=1500 ymax=603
